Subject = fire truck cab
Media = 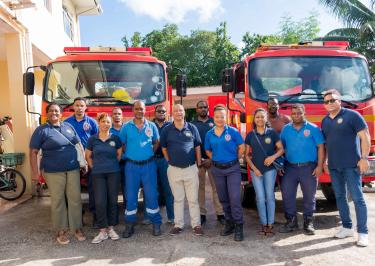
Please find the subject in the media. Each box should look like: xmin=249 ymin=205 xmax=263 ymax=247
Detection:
xmin=221 ymin=41 xmax=375 ymax=204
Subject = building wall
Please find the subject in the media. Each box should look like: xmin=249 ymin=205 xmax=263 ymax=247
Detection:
xmin=0 ymin=60 xmax=10 ymax=116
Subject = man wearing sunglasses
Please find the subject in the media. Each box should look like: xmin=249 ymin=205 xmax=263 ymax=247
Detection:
xmin=321 ymin=89 xmax=370 ymax=247
xmin=153 ymin=105 xmax=174 ymax=224
xmin=192 ymin=100 xmax=225 ymax=226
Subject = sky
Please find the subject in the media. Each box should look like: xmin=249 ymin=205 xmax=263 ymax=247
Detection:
xmin=79 ymin=0 xmax=346 ymax=47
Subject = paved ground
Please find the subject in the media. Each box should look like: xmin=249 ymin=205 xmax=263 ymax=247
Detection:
xmin=1 ymin=186 xmax=375 ymax=266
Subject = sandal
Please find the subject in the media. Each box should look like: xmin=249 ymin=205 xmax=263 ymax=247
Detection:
xmin=56 ymin=231 xmax=70 ymax=245
xmin=258 ymin=225 xmax=267 ymax=236
xmin=74 ymin=229 xmax=86 ymax=241
xmin=265 ymin=225 xmax=275 ymax=237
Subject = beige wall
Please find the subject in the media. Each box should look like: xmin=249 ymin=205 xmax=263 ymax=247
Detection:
xmin=0 ymin=60 xmax=10 ymax=116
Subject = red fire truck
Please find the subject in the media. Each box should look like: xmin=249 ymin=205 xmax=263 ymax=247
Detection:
xmin=221 ymin=41 xmax=375 ymax=205
xmin=23 ymin=46 xmax=177 ymax=123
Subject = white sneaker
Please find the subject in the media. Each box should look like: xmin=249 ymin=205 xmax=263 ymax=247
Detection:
xmin=108 ymin=228 xmax=120 ymax=240
xmin=91 ymin=231 xmax=108 ymax=244
xmin=334 ymin=227 xmax=354 ymax=239
xmin=357 ymin=233 xmax=369 ymax=247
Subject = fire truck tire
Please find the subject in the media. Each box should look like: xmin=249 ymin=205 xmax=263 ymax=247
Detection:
xmin=241 ymin=184 xmax=256 ymax=208
xmin=321 ymin=183 xmax=336 ymax=203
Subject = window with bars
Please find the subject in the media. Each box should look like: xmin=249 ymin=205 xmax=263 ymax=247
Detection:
xmin=63 ymin=6 xmax=74 ymax=41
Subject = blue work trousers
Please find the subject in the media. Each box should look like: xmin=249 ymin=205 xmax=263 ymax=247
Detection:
xmin=124 ymin=161 xmax=162 ymax=225
xmin=156 ymin=157 xmax=174 ymax=220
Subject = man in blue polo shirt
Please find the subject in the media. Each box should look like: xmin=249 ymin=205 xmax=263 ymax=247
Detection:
xmin=120 ymin=100 xmax=162 ymax=238
xmin=160 ymin=104 xmax=203 ymax=236
xmin=322 ymin=89 xmax=370 ymax=247
xmin=65 ymin=97 xmax=98 ymax=226
xmin=192 ymin=100 xmax=224 ymax=225
xmin=280 ymin=104 xmax=324 ymax=235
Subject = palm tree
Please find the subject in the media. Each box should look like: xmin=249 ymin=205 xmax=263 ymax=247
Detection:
xmin=318 ymin=0 xmax=375 ymax=74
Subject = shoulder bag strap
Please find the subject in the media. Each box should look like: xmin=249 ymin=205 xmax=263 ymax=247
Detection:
xmin=52 ymin=127 xmax=75 ymax=147
xmin=252 ymin=131 xmax=268 ymax=157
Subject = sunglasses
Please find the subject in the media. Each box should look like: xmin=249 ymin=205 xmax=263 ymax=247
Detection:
xmin=156 ymin=110 xmax=166 ymax=113
xmin=323 ymin=99 xmax=337 ymax=105
xmin=198 ymin=106 xmax=208 ymax=109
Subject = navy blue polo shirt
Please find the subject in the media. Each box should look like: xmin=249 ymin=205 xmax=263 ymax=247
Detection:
xmin=154 ymin=120 xmax=171 ymax=156
xmin=86 ymin=134 xmax=122 ymax=175
xmin=205 ymin=125 xmax=244 ymax=164
xmin=109 ymin=125 xmax=123 ymax=136
xmin=29 ymin=122 xmax=80 ymax=172
xmin=192 ymin=117 xmax=215 ymax=159
xmin=245 ymin=128 xmax=280 ymax=174
xmin=280 ymin=121 xmax=325 ymax=164
xmin=65 ymin=115 xmax=98 ymax=149
xmin=322 ymin=108 xmax=367 ymax=169
xmin=119 ymin=119 xmax=159 ymax=161
xmin=160 ymin=122 xmax=201 ymax=168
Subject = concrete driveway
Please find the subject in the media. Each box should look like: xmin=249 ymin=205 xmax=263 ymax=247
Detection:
xmin=0 ymin=188 xmax=374 ymax=266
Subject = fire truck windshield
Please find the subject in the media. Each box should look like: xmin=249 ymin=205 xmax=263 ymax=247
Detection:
xmin=44 ymin=61 xmax=166 ymax=105
xmin=248 ymin=56 xmax=373 ymax=103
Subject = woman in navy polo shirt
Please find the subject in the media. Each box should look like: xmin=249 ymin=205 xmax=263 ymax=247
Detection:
xmin=245 ymin=108 xmax=284 ymax=236
xmin=86 ymin=113 xmax=122 ymax=244
xmin=204 ymin=105 xmax=245 ymax=241
xmin=29 ymin=103 xmax=85 ymax=245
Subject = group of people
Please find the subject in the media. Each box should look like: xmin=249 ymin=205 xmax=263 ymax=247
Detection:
xmin=29 ymin=89 xmax=370 ymax=247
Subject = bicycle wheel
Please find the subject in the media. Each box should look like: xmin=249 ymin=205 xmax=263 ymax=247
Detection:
xmin=0 ymin=168 xmax=26 ymax=200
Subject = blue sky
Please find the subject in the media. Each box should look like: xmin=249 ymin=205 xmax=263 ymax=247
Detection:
xmin=79 ymin=0 xmax=345 ymax=47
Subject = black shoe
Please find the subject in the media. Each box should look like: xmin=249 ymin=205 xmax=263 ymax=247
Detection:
xmin=122 ymin=223 xmax=135 ymax=238
xmin=279 ymin=216 xmax=299 ymax=233
xmin=303 ymin=216 xmax=315 ymax=235
xmin=234 ymin=223 xmax=244 ymax=241
xmin=217 ymin=215 xmax=226 ymax=225
xmin=152 ymin=224 xmax=161 ymax=236
xmin=220 ymin=220 xmax=235 ymax=236
xmin=200 ymin=215 xmax=206 ymax=225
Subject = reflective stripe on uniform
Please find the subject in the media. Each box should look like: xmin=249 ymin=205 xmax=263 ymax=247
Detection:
xmin=146 ymin=207 xmax=160 ymax=214
xmin=125 ymin=209 xmax=137 ymax=216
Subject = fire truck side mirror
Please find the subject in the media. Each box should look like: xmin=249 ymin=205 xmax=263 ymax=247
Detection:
xmin=240 ymin=112 xmax=246 ymax=123
xmin=176 ymin=74 xmax=187 ymax=97
xmin=222 ymin=68 xmax=234 ymax=92
xmin=23 ymin=72 xmax=35 ymax=96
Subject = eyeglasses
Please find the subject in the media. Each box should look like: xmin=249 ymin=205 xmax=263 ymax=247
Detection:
xmin=323 ymin=99 xmax=337 ymax=105
xmin=198 ymin=106 xmax=208 ymax=109
xmin=156 ymin=110 xmax=166 ymax=114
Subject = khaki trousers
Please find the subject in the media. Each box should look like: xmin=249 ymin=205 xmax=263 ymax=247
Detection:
xmin=198 ymin=165 xmax=224 ymax=215
xmin=44 ymin=169 xmax=82 ymax=231
xmin=167 ymin=164 xmax=201 ymax=228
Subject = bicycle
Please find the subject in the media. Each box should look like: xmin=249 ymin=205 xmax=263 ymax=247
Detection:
xmin=0 ymin=152 xmax=26 ymax=201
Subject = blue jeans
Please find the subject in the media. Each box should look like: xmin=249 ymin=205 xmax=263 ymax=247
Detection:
xmin=156 ymin=158 xmax=174 ymax=220
xmin=251 ymin=169 xmax=277 ymax=225
xmin=330 ymin=168 xmax=368 ymax=234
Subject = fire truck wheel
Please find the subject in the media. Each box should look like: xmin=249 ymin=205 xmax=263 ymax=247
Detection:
xmin=321 ymin=183 xmax=336 ymax=203
xmin=241 ymin=184 xmax=256 ymax=209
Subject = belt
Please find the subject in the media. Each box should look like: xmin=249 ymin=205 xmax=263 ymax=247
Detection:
xmin=287 ymin=161 xmax=315 ymax=167
xmin=154 ymin=154 xmax=164 ymax=158
xmin=126 ymin=157 xmax=155 ymax=165
xmin=170 ymin=163 xmax=195 ymax=169
xmin=212 ymin=160 xmax=238 ymax=169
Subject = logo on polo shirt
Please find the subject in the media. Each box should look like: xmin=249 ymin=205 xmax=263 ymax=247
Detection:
xmin=265 ymin=137 xmax=271 ymax=144
xmin=209 ymin=122 xmax=214 ymax=127
xmin=225 ymin=134 xmax=231 ymax=141
xmin=145 ymin=127 xmax=153 ymax=138
xmin=184 ymin=131 xmax=193 ymax=138
xmin=303 ymin=129 xmax=310 ymax=137
xmin=66 ymin=129 xmax=73 ymax=135
xmin=337 ymin=118 xmax=343 ymax=124
xmin=109 ymin=141 xmax=116 ymax=147
xmin=83 ymin=122 xmax=91 ymax=131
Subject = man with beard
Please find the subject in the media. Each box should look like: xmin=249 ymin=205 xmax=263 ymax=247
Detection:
xmin=267 ymin=97 xmax=291 ymax=134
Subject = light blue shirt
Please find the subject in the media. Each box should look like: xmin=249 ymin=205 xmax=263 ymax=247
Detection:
xmin=280 ymin=121 xmax=324 ymax=164
xmin=119 ymin=119 xmax=159 ymax=161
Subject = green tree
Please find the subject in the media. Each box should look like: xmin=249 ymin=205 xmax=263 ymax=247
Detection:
xmin=131 ymin=32 xmax=142 ymax=47
xmin=318 ymin=0 xmax=375 ymax=75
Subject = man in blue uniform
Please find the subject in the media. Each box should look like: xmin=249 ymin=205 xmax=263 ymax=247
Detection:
xmin=322 ymin=89 xmax=370 ymax=247
xmin=192 ymin=100 xmax=225 ymax=225
xmin=279 ymin=104 xmax=324 ymax=235
xmin=120 ymin=100 xmax=162 ymax=238
xmin=153 ymin=105 xmax=174 ymax=224
xmin=65 ymin=97 xmax=98 ymax=226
